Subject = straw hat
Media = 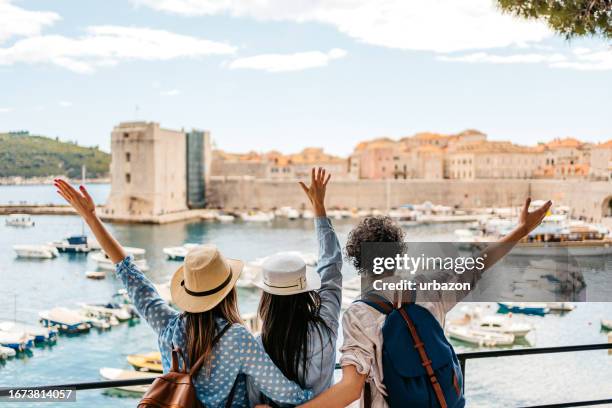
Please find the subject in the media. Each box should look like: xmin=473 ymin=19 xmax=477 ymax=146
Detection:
xmin=170 ymin=245 xmax=243 ymax=313
xmin=253 ymin=253 xmax=321 ymax=296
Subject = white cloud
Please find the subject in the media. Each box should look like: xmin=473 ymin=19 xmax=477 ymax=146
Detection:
xmin=438 ymin=47 xmax=612 ymax=71
xmin=0 ymin=0 xmax=59 ymax=44
xmin=229 ymin=48 xmax=347 ymax=72
xmin=0 ymin=26 xmax=237 ymax=73
xmin=131 ymin=0 xmax=552 ymax=53
xmin=59 ymin=100 xmax=72 ymax=107
xmin=0 ymin=107 xmax=13 ymax=113
xmin=160 ymin=88 xmax=181 ymax=96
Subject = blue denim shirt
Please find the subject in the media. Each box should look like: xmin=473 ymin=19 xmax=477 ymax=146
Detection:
xmin=247 ymin=216 xmax=343 ymax=405
xmin=116 ymin=258 xmax=312 ymax=407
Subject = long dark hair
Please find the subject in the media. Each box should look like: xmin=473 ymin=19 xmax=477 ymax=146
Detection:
xmin=258 ymin=291 xmax=331 ymax=387
xmin=183 ymin=288 xmax=242 ymax=374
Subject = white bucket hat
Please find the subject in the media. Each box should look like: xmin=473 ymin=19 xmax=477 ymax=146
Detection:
xmin=253 ymin=253 xmax=321 ymax=296
xmin=170 ymin=244 xmax=243 ymax=313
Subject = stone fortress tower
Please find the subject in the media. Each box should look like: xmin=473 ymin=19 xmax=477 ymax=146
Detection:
xmin=103 ymin=122 xmax=211 ymax=221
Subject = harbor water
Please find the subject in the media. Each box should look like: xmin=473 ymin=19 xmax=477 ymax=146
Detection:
xmin=0 ymin=185 xmax=611 ymax=407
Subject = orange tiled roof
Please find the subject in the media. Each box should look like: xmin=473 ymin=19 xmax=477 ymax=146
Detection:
xmin=546 ymin=137 xmax=583 ymax=149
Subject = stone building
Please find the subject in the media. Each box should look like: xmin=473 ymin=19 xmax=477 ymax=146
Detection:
xmin=589 ymin=140 xmax=612 ymax=180
xmin=104 ymin=122 xmax=211 ymax=218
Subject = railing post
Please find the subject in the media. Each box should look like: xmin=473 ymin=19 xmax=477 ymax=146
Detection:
xmin=459 ymin=356 xmax=466 ymax=393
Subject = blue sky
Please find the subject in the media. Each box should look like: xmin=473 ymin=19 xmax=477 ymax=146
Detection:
xmin=0 ymin=0 xmax=611 ymax=156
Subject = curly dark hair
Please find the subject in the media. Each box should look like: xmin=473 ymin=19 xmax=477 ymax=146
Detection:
xmin=345 ymin=216 xmax=405 ymax=272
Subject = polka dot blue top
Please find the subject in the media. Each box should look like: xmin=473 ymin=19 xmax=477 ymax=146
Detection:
xmin=116 ymin=257 xmax=313 ymax=407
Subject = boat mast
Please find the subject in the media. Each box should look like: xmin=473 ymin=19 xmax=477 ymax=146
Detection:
xmin=81 ymin=165 xmax=86 ymax=236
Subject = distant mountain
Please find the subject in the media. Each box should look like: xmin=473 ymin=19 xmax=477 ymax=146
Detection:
xmin=0 ymin=132 xmax=110 ymax=178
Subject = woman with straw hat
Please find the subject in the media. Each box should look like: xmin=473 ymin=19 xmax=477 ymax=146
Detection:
xmin=54 ymin=179 xmax=312 ymax=407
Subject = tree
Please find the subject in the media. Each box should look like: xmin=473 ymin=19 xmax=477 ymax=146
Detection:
xmin=498 ymin=0 xmax=612 ymax=40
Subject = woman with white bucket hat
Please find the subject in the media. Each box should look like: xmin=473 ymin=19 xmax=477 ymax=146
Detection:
xmin=248 ymin=168 xmax=343 ymax=405
xmin=54 ymin=179 xmax=312 ymax=407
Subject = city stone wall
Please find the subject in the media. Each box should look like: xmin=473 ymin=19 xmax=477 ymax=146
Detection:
xmin=208 ymin=177 xmax=612 ymax=223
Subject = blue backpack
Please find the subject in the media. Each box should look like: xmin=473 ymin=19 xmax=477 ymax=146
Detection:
xmin=357 ymin=294 xmax=465 ymax=408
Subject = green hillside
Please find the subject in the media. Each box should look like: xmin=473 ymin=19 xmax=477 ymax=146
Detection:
xmin=0 ymin=132 xmax=110 ymax=178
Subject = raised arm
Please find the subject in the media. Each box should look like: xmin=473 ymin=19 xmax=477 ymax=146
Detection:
xmin=299 ymin=167 xmax=342 ymax=330
xmin=481 ymin=197 xmax=552 ymax=269
xmin=54 ymin=179 xmax=177 ymax=333
xmin=54 ymin=178 xmax=125 ymax=263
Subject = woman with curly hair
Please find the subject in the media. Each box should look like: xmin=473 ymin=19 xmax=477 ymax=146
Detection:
xmin=299 ymin=198 xmax=552 ymax=408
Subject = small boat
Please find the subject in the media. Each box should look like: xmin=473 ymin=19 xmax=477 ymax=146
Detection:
xmin=475 ymin=315 xmax=532 ymax=338
xmin=80 ymin=312 xmax=111 ymax=330
xmin=39 ymin=307 xmax=91 ymax=334
xmin=546 ymin=302 xmax=575 ymax=312
xmin=127 ymin=352 xmax=163 ymax=373
xmin=241 ymin=211 xmax=274 ymax=222
xmin=5 ymin=214 xmax=34 ymax=227
xmin=215 ymin=213 xmax=235 ymax=222
xmin=601 ymin=319 xmax=612 ymax=331
xmin=162 ymin=244 xmax=199 ymax=261
xmin=276 ymin=207 xmax=300 ymax=220
xmin=91 ymin=247 xmax=149 ymax=271
xmin=13 ymin=245 xmax=59 ymax=259
xmin=446 ymin=325 xmax=515 ymax=347
xmin=497 ymin=302 xmax=549 ymax=316
xmin=85 ymin=271 xmax=106 ymax=280
xmin=49 ymin=235 xmax=91 ymax=254
xmin=99 ymin=368 xmax=158 ymax=393
xmin=0 ymin=330 xmax=33 ymax=351
xmin=0 ymin=346 xmax=16 ymax=359
xmin=0 ymin=321 xmax=57 ymax=343
xmin=80 ymin=303 xmax=133 ymax=321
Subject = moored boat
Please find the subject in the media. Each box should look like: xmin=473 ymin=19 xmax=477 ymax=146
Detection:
xmin=127 ymin=352 xmax=163 ymax=373
xmin=39 ymin=307 xmax=91 ymax=334
xmin=240 ymin=211 xmax=274 ymax=222
xmin=80 ymin=303 xmax=133 ymax=321
xmin=91 ymin=247 xmax=149 ymax=271
xmin=601 ymin=319 xmax=612 ymax=331
xmin=0 ymin=330 xmax=33 ymax=351
xmin=215 ymin=213 xmax=235 ymax=222
xmin=49 ymin=235 xmax=91 ymax=254
xmin=0 ymin=321 xmax=57 ymax=343
xmin=546 ymin=302 xmax=575 ymax=312
xmin=0 ymin=346 xmax=16 ymax=359
xmin=85 ymin=271 xmax=106 ymax=280
xmin=446 ymin=325 xmax=515 ymax=347
xmin=497 ymin=302 xmax=549 ymax=316
xmin=475 ymin=315 xmax=532 ymax=338
xmin=13 ymin=245 xmax=59 ymax=259
xmin=99 ymin=368 xmax=158 ymax=393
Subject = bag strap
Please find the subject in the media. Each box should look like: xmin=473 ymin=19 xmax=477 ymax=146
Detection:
xmin=397 ymin=307 xmax=448 ymax=408
xmin=356 ymin=292 xmax=394 ymax=315
xmin=364 ymin=381 xmax=372 ymax=408
xmin=189 ymin=322 xmax=233 ymax=377
xmin=224 ymin=374 xmax=240 ymax=408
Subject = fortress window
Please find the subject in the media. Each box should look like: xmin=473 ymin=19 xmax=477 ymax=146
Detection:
xmin=126 ymin=152 xmax=131 ymax=162
xmin=126 ymin=173 xmax=131 ymax=183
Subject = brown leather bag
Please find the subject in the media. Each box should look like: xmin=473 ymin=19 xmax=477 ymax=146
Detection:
xmin=138 ymin=323 xmax=238 ymax=408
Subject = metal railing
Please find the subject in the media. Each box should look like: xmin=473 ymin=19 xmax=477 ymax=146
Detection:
xmin=1 ymin=342 xmax=611 ymax=407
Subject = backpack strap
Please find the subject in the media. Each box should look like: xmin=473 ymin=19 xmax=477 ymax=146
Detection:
xmin=397 ymin=307 xmax=448 ymax=408
xmin=355 ymin=292 xmax=394 ymax=315
xmin=224 ymin=374 xmax=241 ymax=408
xmin=189 ymin=322 xmax=233 ymax=377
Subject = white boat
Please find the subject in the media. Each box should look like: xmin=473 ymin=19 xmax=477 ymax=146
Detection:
xmin=446 ymin=325 xmax=515 ymax=347
xmin=99 ymin=368 xmax=158 ymax=393
xmin=275 ymin=207 xmax=300 ymax=220
xmin=85 ymin=271 xmax=106 ymax=280
xmin=79 ymin=311 xmax=111 ymax=330
xmin=39 ymin=307 xmax=91 ymax=334
xmin=241 ymin=211 xmax=274 ymax=222
xmin=601 ymin=319 xmax=612 ymax=331
xmin=79 ymin=303 xmax=133 ymax=322
xmin=48 ymin=235 xmax=91 ymax=253
xmin=475 ymin=315 xmax=532 ymax=338
xmin=90 ymin=247 xmax=149 ymax=271
xmin=5 ymin=214 xmax=35 ymax=227
xmin=0 ymin=321 xmax=57 ymax=343
xmin=13 ymin=244 xmax=59 ymax=259
xmin=546 ymin=302 xmax=575 ymax=312
xmin=0 ymin=346 xmax=16 ymax=359
xmin=163 ymin=243 xmax=199 ymax=261
xmin=215 ymin=213 xmax=235 ymax=222
xmin=0 ymin=330 xmax=33 ymax=351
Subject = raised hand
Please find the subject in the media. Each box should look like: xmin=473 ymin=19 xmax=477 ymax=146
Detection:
xmin=518 ymin=197 xmax=552 ymax=236
xmin=54 ymin=178 xmax=96 ymax=219
xmin=299 ymin=167 xmax=331 ymax=217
